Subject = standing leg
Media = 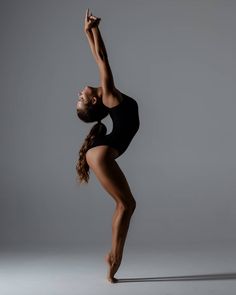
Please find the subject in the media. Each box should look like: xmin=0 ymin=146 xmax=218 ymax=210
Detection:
xmin=111 ymin=202 xmax=135 ymax=262
xmin=86 ymin=146 xmax=136 ymax=283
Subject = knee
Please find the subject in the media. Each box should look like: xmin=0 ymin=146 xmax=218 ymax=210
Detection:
xmin=117 ymin=198 xmax=136 ymax=215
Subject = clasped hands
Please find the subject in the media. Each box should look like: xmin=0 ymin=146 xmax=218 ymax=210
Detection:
xmin=84 ymin=8 xmax=101 ymax=33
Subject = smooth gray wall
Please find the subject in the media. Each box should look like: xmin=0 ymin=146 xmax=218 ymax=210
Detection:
xmin=1 ymin=0 xmax=236 ymax=251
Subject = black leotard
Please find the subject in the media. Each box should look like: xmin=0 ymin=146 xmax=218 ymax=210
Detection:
xmin=88 ymin=91 xmax=140 ymax=157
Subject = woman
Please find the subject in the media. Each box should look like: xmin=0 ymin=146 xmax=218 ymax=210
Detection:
xmin=76 ymin=9 xmax=140 ymax=283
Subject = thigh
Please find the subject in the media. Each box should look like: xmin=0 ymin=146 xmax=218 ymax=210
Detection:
xmin=86 ymin=146 xmax=134 ymax=205
xmin=87 ymin=145 xmax=120 ymax=160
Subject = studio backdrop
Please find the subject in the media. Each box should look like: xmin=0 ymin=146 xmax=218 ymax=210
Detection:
xmin=1 ymin=0 xmax=236 ymax=252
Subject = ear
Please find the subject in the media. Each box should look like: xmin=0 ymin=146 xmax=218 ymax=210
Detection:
xmin=91 ymin=96 xmax=97 ymax=104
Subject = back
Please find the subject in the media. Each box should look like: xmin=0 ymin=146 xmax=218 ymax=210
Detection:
xmin=89 ymin=91 xmax=140 ymax=157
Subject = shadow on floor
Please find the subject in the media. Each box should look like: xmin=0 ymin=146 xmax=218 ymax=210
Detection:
xmin=117 ymin=272 xmax=236 ymax=283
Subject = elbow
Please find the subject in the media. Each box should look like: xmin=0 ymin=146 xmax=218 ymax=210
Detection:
xmin=97 ymin=50 xmax=108 ymax=61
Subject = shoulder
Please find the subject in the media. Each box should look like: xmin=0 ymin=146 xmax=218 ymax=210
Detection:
xmin=102 ymin=88 xmax=124 ymax=109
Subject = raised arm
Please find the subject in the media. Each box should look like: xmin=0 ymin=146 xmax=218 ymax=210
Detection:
xmin=91 ymin=25 xmax=115 ymax=95
xmin=85 ymin=30 xmax=98 ymax=62
xmin=91 ymin=26 xmax=108 ymax=61
xmin=84 ymin=9 xmax=99 ymax=62
xmin=84 ymin=9 xmax=115 ymax=96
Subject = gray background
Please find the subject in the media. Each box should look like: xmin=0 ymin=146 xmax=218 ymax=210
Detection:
xmin=1 ymin=0 xmax=236 ymax=253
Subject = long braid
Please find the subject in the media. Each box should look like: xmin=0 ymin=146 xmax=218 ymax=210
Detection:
xmin=76 ymin=121 xmax=107 ymax=184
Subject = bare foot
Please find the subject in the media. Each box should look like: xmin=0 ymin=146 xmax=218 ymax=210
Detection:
xmin=105 ymin=252 xmax=120 ymax=283
xmin=107 ymin=276 xmax=118 ymax=283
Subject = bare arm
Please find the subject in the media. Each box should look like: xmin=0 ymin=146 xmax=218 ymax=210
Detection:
xmin=84 ymin=8 xmax=101 ymax=62
xmin=91 ymin=26 xmax=108 ymax=61
xmin=85 ymin=29 xmax=99 ymax=62
xmin=84 ymin=9 xmax=115 ymax=95
xmin=91 ymin=25 xmax=115 ymax=94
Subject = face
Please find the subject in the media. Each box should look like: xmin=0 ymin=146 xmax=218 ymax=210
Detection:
xmin=76 ymin=85 xmax=102 ymax=111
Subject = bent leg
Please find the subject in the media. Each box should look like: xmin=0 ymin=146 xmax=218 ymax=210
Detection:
xmin=86 ymin=146 xmax=136 ymax=206
xmin=86 ymin=146 xmax=136 ymax=280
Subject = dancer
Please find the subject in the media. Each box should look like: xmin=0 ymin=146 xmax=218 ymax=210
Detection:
xmin=76 ymin=9 xmax=140 ymax=283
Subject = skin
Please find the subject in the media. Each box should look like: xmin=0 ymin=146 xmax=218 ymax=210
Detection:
xmin=76 ymin=85 xmax=102 ymax=110
xmin=76 ymin=85 xmax=123 ymax=111
xmin=78 ymin=9 xmax=137 ymax=283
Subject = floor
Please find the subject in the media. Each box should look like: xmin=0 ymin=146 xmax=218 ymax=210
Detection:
xmin=0 ymin=243 xmax=236 ymax=295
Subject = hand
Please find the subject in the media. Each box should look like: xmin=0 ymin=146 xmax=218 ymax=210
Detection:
xmin=84 ymin=8 xmax=101 ymax=33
